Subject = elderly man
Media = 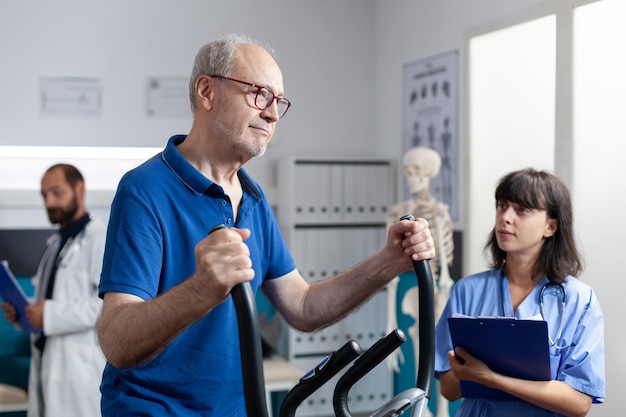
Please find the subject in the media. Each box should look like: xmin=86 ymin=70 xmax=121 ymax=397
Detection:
xmin=97 ymin=34 xmax=435 ymax=416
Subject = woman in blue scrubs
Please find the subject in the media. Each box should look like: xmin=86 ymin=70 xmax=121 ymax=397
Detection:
xmin=434 ymin=168 xmax=605 ymax=417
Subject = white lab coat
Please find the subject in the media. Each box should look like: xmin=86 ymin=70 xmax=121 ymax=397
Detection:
xmin=28 ymin=216 xmax=106 ymax=417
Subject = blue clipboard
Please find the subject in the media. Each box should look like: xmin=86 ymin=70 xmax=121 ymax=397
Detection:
xmin=448 ymin=316 xmax=551 ymax=399
xmin=0 ymin=260 xmax=37 ymax=332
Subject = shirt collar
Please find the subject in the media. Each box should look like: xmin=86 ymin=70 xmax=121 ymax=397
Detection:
xmin=161 ymin=135 xmax=261 ymax=201
xmin=59 ymin=213 xmax=91 ymax=241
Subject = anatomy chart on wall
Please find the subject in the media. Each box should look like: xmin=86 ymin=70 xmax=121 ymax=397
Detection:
xmin=402 ymin=50 xmax=459 ymax=225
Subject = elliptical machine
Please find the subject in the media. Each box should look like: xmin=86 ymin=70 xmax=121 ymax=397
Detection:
xmin=227 ymin=214 xmax=435 ymax=417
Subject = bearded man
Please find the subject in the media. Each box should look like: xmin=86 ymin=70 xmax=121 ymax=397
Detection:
xmin=2 ymin=163 xmax=106 ymax=417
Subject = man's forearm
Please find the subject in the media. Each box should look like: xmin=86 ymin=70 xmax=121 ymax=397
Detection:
xmin=298 ymin=249 xmax=402 ymax=332
xmin=97 ymin=280 xmax=212 ymax=368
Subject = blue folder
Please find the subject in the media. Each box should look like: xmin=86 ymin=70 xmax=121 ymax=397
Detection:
xmin=0 ymin=260 xmax=37 ymax=332
xmin=447 ymin=316 xmax=551 ymax=399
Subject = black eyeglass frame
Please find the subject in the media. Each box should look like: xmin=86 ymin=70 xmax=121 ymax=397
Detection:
xmin=209 ymin=75 xmax=291 ymax=119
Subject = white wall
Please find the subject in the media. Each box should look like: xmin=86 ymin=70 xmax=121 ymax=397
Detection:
xmin=0 ymin=146 xmax=161 ymax=228
xmin=373 ymin=0 xmax=550 ymax=197
xmin=375 ymin=1 xmax=619 ymax=416
xmin=0 ymin=0 xmax=378 ymax=192
xmin=572 ymin=2 xmax=626 ymax=416
xmin=0 ymin=0 xmax=620 ymax=415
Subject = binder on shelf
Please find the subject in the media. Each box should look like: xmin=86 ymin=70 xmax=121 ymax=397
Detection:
xmin=329 ymin=163 xmax=344 ymax=221
xmin=448 ymin=316 xmax=551 ymax=399
xmin=0 ymin=260 xmax=37 ymax=332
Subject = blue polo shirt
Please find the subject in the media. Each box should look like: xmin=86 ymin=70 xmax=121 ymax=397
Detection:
xmin=99 ymin=135 xmax=296 ymax=416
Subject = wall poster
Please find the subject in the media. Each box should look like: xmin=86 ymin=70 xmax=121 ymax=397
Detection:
xmin=402 ymin=50 xmax=459 ymax=225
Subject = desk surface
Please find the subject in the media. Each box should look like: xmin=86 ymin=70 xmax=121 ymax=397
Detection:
xmin=263 ymin=356 xmax=305 ymax=384
xmin=0 ymin=359 xmax=305 ymax=413
xmin=0 ymin=383 xmax=27 ymax=412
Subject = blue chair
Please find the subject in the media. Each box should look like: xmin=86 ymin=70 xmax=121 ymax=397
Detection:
xmin=0 ymin=277 xmax=33 ymax=416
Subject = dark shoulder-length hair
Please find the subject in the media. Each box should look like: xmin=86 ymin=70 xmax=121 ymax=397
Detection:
xmin=484 ymin=168 xmax=583 ymax=283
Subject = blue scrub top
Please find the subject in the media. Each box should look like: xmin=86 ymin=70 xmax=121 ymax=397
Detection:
xmin=98 ymin=135 xmax=296 ymax=416
xmin=434 ymin=268 xmax=605 ymax=417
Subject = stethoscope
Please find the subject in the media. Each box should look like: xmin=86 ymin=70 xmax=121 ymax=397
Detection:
xmin=500 ymin=273 xmax=571 ymax=350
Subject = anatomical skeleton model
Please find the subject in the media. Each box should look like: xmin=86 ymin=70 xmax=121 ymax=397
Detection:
xmin=387 ymin=146 xmax=454 ymax=417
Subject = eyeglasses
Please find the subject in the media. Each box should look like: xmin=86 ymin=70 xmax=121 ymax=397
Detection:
xmin=209 ymin=75 xmax=291 ymax=119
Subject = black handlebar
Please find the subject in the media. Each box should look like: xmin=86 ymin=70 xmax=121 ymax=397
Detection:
xmin=232 ymin=281 xmax=270 ymax=417
xmin=399 ymin=214 xmax=435 ymax=400
xmin=332 ymin=329 xmax=407 ymax=417
xmin=279 ymin=340 xmax=363 ymax=417
xmin=210 ymin=224 xmax=269 ymax=417
xmin=225 ymin=211 xmax=435 ymax=417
